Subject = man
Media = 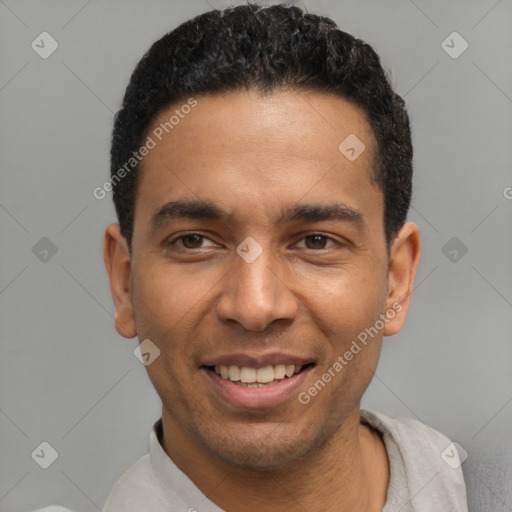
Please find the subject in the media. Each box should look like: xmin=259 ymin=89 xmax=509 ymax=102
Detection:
xmin=102 ymin=4 xmax=468 ymax=511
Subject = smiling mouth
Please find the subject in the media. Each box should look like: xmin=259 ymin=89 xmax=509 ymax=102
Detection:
xmin=204 ymin=363 xmax=315 ymax=387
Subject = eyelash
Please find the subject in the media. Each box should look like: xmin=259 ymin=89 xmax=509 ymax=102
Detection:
xmin=166 ymin=232 xmax=340 ymax=251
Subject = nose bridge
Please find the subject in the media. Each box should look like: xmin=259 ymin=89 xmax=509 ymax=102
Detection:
xmin=235 ymin=241 xmax=277 ymax=299
xmin=215 ymin=237 xmax=297 ymax=331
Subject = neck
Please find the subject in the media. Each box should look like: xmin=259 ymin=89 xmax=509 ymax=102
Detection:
xmin=160 ymin=407 xmax=389 ymax=512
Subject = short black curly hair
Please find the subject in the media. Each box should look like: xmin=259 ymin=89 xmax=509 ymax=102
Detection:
xmin=110 ymin=2 xmax=412 ymax=253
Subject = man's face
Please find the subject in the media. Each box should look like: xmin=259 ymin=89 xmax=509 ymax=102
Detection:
xmin=109 ymin=89 xmax=411 ymax=468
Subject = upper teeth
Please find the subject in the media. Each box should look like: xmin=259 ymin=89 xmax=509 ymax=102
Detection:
xmin=215 ymin=364 xmax=300 ymax=383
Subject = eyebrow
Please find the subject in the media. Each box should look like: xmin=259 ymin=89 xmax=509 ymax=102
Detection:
xmin=151 ymin=200 xmax=229 ymax=228
xmin=278 ymin=203 xmax=363 ymax=225
xmin=150 ymin=199 xmax=364 ymax=230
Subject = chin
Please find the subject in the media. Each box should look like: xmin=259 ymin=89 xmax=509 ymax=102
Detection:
xmin=195 ymin=420 xmax=330 ymax=470
xmin=212 ymin=439 xmax=309 ymax=469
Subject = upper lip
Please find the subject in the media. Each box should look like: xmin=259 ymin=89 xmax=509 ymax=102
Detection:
xmin=201 ymin=352 xmax=314 ymax=368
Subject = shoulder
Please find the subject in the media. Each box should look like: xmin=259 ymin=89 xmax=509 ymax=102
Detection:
xmin=361 ymin=408 xmax=456 ymax=454
xmin=102 ymin=454 xmax=168 ymax=512
xmin=361 ymin=409 xmax=468 ymax=512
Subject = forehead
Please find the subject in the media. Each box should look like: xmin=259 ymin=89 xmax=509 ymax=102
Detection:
xmin=134 ymin=88 xmax=381 ymax=231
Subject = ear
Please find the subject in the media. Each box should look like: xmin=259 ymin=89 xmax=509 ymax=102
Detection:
xmin=383 ymin=222 xmax=421 ymax=336
xmin=103 ymin=223 xmax=137 ymax=339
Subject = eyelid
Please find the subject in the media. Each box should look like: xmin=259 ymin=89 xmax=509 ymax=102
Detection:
xmin=292 ymin=232 xmax=341 ymax=249
xmin=166 ymin=232 xmax=219 ymax=248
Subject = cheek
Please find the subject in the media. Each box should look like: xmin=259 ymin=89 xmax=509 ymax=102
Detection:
xmin=303 ymin=263 xmax=387 ymax=388
xmin=300 ymin=263 xmax=387 ymax=331
xmin=130 ymin=265 xmax=204 ymax=377
xmin=132 ymin=261 xmax=210 ymax=331
xmin=132 ymin=267 xmax=200 ymax=402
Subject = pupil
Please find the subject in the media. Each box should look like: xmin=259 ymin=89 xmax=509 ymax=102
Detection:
xmin=183 ymin=234 xmax=202 ymax=248
xmin=307 ymin=235 xmax=325 ymax=249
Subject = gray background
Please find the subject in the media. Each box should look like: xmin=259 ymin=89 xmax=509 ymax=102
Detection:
xmin=1 ymin=0 xmax=511 ymax=510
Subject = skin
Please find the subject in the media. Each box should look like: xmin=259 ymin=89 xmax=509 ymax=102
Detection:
xmin=104 ymin=88 xmax=421 ymax=512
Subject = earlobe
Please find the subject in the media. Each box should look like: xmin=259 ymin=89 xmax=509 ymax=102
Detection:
xmin=103 ymin=224 xmax=137 ymax=339
xmin=383 ymin=222 xmax=421 ymax=336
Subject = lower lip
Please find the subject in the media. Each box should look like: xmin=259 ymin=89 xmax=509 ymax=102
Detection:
xmin=203 ymin=367 xmax=313 ymax=409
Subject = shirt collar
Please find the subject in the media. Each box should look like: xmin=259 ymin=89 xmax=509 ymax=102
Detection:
xmin=149 ymin=418 xmax=225 ymax=511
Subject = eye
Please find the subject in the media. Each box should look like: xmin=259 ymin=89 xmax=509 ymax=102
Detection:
xmin=165 ymin=232 xmax=340 ymax=252
xmin=167 ymin=233 xmax=218 ymax=250
xmin=295 ymin=234 xmax=338 ymax=250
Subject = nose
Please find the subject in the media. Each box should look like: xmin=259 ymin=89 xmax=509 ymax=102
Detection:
xmin=215 ymin=246 xmax=298 ymax=332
